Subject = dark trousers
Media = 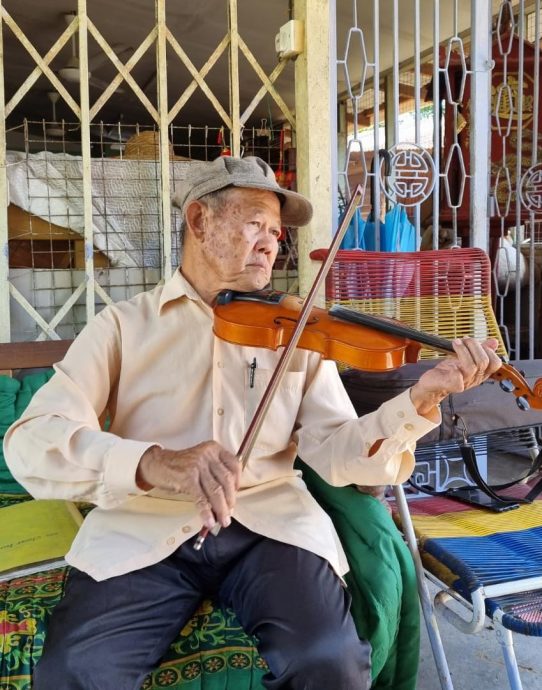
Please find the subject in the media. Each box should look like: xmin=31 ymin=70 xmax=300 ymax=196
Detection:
xmin=34 ymin=520 xmax=371 ymax=690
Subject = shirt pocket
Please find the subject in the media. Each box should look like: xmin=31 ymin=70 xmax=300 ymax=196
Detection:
xmin=244 ymin=367 xmax=305 ymax=451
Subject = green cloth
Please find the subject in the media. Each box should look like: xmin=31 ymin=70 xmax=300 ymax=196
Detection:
xmin=296 ymin=460 xmax=420 ymax=690
xmin=0 ymin=371 xmax=54 ymax=493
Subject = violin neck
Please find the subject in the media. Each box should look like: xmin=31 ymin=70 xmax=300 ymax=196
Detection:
xmin=329 ymin=305 xmax=455 ymax=355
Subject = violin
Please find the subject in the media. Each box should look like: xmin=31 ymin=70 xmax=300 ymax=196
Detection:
xmin=214 ymin=288 xmax=542 ymax=412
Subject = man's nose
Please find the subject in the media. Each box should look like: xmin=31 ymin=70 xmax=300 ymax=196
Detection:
xmin=256 ymin=230 xmax=278 ymax=253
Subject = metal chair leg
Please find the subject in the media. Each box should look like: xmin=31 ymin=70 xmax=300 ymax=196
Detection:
xmin=393 ymin=484 xmax=454 ymax=690
xmin=494 ymin=621 xmax=524 ymax=690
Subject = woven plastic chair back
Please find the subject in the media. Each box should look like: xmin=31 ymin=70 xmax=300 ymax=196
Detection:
xmin=310 ymin=247 xmax=507 ymax=360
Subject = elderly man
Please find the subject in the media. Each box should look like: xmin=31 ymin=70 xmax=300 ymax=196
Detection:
xmin=5 ymin=156 xmax=502 ymax=690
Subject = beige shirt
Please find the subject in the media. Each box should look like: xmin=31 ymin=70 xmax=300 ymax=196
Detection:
xmin=4 ymin=270 xmax=438 ymax=581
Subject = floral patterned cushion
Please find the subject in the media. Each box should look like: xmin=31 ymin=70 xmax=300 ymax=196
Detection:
xmin=0 ymin=545 xmax=267 ymax=690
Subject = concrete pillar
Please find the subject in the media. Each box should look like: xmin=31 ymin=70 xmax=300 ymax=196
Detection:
xmin=294 ymin=0 xmax=335 ymax=298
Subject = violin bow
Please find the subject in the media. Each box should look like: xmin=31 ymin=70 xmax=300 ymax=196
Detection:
xmin=193 ymin=184 xmax=365 ymax=550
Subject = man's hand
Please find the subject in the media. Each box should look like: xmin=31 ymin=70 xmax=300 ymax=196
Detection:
xmin=135 ymin=441 xmax=241 ymax=530
xmin=410 ymin=337 xmax=502 ymax=419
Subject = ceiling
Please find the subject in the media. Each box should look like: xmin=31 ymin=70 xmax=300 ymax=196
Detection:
xmin=3 ymin=1 xmax=503 ymax=137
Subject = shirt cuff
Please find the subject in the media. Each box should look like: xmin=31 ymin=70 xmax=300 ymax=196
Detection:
xmin=103 ymin=439 xmax=160 ymax=500
xmin=375 ymin=388 xmax=441 ymax=443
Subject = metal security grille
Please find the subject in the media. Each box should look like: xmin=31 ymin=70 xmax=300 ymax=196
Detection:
xmin=336 ymin=0 xmax=542 ymax=361
xmin=0 ymin=0 xmax=298 ymax=342
xmin=491 ymin=0 xmax=541 ymax=360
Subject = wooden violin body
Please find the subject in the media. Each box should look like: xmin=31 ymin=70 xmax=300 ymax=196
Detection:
xmin=214 ymin=289 xmax=542 ymax=411
xmin=214 ymin=290 xmax=423 ymax=372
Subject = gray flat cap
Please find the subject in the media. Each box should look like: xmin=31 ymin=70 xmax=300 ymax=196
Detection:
xmin=172 ymin=155 xmax=313 ymax=227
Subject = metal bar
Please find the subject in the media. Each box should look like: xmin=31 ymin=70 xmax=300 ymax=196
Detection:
xmin=526 ymin=0 xmax=541 ymax=359
xmin=241 ymin=59 xmax=288 ymax=124
xmin=413 ymin=0 xmax=421 ymax=241
xmin=0 ymin=1 xmax=9 ymax=341
xmin=35 ymin=282 xmax=87 ymax=341
xmin=329 ymin=0 xmax=338 ymax=234
xmin=88 ymin=21 xmax=159 ymax=123
xmin=414 ymin=0 xmax=421 ymax=144
xmin=78 ymin=0 xmax=95 ymax=321
xmin=3 ymin=16 xmax=78 ymax=118
xmin=435 ymin=588 xmax=488 ymax=634
xmin=514 ymin=2 xmax=525 ymax=358
xmin=8 ymin=284 xmax=60 ymax=340
xmin=169 ymin=34 xmax=230 ymax=124
xmin=93 ymin=282 xmax=114 ymax=306
xmin=494 ymin=623 xmax=524 ymax=690
xmin=484 ymin=574 xmax=542 ymax=598
xmin=432 ymin=0 xmax=441 ymax=250
xmin=372 ymin=0 xmax=381 ymax=249
xmin=238 ymin=37 xmax=296 ymax=128
xmin=156 ymin=0 xmax=172 ymax=280
xmin=469 ymin=0 xmax=492 ymax=252
xmin=392 ymin=0 xmax=400 ymax=145
xmin=88 ymin=23 xmax=158 ymax=121
xmin=2 ymin=8 xmax=80 ymax=118
xmin=166 ymin=27 xmax=232 ymax=128
xmin=384 ymin=74 xmax=395 ymax=150
xmin=533 ymin=2 xmax=540 ymax=168
xmin=228 ymin=0 xmax=241 ymax=156
xmin=393 ymin=484 xmax=454 ymax=690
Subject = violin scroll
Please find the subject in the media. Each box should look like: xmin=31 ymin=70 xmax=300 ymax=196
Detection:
xmin=492 ymin=364 xmax=542 ymax=411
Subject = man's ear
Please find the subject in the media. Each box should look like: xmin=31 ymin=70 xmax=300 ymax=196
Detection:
xmin=184 ymin=200 xmax=208 ymax=241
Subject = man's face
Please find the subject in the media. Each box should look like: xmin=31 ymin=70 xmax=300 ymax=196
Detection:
xmin=197 ymin=187 xmax=282 ymax=293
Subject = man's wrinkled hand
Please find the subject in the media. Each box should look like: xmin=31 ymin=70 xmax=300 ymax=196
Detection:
xmin=135 ymin=441 xmax=241 ymax=530
xmin=410 ymin=337 xmax=502 ymax=418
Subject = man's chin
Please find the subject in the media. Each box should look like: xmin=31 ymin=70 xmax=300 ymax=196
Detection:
xmin=231 ymin=274 xmax=272 ymax=293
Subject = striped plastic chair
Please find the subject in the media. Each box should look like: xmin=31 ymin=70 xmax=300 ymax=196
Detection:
xmin=309 ymin=246 xmax=507 ymax=360
xmin=310 ymin=246 xmax=542 ymax=690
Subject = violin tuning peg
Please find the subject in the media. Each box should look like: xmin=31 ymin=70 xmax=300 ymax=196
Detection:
xmin=499 ymin=379 xmax=515 ymax=393
xmin=516 ymin=396 xmax=530 ymax=411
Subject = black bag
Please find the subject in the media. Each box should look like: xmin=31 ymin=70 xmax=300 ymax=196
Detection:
xmin=340 ymin=360 xmax=542 ymax=508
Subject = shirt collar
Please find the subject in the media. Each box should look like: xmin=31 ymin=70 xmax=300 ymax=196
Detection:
xmin=158 ymin=269 xmax=205 ymax=314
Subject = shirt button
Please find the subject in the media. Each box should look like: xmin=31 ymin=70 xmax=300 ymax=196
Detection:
xmin=397 ymin=410 xmax=405 ymax=418
xmin=404 ymin=423 xmax=415 ymax=431
xmin=217 ymin=361 xmax=224 ymax=368
xmin=182 ymin=525 xmax=192 ymax=534
xmin=167 ymin=537 xmax=175 ymax=545
xmin=217 ymin=407 xmax=224 ymax=416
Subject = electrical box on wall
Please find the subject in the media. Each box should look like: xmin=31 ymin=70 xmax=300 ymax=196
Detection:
xmin=275 ymin=20 xmax=304 ymax=60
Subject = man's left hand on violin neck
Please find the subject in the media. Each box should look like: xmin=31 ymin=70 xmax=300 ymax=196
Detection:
xmin=409 ymin=337 xmax=502 ymax=420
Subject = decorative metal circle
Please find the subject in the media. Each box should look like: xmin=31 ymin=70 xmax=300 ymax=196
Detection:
xmin=519 ymin=163 xmax=542 ymax=214
xmin=381 ymin=143 xmax=436 ymax=207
